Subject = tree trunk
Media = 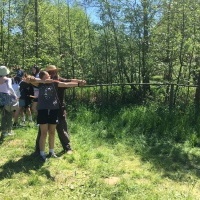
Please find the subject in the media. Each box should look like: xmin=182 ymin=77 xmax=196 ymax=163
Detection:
xmin=141 ymin=0 xmax=150 ymax=97
xmin=34 ymin=0 xmax=39 ymax=61
xmin=0 ymin=1 xmax=5 ymax=63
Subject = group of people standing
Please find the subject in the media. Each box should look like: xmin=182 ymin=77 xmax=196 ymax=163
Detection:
xmin=0 ymin=64 xmax=86 ymax=162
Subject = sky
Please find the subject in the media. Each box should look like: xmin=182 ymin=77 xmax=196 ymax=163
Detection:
xmin=67 ymin=0 xmax=100 ymax=23
xmin=80 ymin=3 xmax=101 ymax=24
xmin=86 ymin=8 xmax=99 ymax=23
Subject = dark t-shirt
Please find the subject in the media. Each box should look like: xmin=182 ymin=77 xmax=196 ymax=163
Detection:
xmin=19 ymin=81 xmax=34 ymax=105
xmin=19 ymin=81 xmax=34 ymax=98
xmin=56 ymin=77 xmax=71 ymax=106
xmin=37 ymin=82 xmax=60 ymax=110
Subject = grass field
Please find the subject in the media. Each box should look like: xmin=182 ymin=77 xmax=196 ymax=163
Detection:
xmin=0 ymin=105 xmax=200 ymax=199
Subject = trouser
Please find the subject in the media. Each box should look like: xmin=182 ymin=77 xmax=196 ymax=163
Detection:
xmin=35 ymin=107 xmax=71 ymax=152
xmin=1 ymin=108 xmax=13 ymax=133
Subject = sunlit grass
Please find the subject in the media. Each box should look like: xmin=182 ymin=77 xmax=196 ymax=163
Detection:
xmin=0 ymin=105 xmax=200 ymax=199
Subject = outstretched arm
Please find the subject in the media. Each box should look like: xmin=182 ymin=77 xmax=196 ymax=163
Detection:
xmin=24 ymin=75 xmax=86 ymax=87
xmin=58 ymin=81 xmax=86 ymax=88
xmin=70 ymin=79 xmax=86 ymax=86
xmin=59 ymin=77 xmax=86 ymax=85
xmin=24 ymin=76 xmax=55 ymax=86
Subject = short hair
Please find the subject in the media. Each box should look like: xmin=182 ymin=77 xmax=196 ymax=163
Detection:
xmin=39 ymin=71 xmax=48 ymax=79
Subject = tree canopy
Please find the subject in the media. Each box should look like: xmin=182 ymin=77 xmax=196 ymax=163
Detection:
xmin=0 ymin=0 xmax=200 ymax=88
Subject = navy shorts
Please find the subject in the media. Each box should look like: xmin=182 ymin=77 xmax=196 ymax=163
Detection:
xmin=19 ymin=99 xmax=31 ymax=108
xmin=37 ymin=109 xmax=59 ymax=124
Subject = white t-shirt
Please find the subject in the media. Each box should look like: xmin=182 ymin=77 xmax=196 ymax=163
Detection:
xmin=12 ymin=81 xmax=20 ymax=98
xmin=0 ymin=78 xmax=17 ymax=97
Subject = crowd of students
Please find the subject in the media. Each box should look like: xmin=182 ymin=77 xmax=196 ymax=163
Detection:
xmin=0 ymin=65 xmax=86 ymax=162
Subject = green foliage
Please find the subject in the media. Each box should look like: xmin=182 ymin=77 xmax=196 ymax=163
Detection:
xmin=1 ymin=0 xmax=200 ymax=89
xmin=1 ymin=104 xmax=200 ymax=199
xmin=68 ymin=103 xmax=200 ymax=147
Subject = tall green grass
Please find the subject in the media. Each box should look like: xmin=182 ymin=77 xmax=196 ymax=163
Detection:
xmin=0 ymin=104 xmax=200 ymax=199
xmin=70 ymin=103 xmax=200 ymax=147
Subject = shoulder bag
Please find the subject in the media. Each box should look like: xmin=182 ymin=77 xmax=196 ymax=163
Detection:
xmin=0 ymin=80 xmax=19 ymax=111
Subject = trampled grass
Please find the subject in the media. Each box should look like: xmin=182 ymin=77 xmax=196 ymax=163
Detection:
xmin=0 ymin=105 xmax=200 ymax=199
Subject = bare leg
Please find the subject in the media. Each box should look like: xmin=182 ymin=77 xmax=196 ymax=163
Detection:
xmin=13 ymin=107 xmax=23 ymax=124
xmin=31 ymin=102 xmax=38 ymax=122
xmin=48 ymin=124 xmax=57 ymax=157
xmin=31 ymin=102 xmax=38 ymax=114
xmin=39 ymin=124 xmax=48 ymax=152
xmin=26 ymin=107 xmax=32 ymax=121
xmin=48 ymin=124 xmax=56 ymax=150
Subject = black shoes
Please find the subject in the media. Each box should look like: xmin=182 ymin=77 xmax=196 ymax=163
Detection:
xmin=13 ymin=123 xmax=19 ymax=128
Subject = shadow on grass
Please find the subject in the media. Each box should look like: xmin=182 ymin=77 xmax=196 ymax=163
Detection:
xmin=136 ymin=140 xmax=200 ymax=181
xmin=69 ymin=104 xmax=200 ymax=182
xmin=104 ymin=105 xmax=200 ymax=181
xmin=0 ymin=152 xmax=54 ymax=181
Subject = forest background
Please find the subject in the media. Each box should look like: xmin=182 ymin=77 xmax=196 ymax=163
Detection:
xmin=1 ymin=0 xmax=200 ymax=131
xmin=1 ymin=1 xmax=200 ymax=199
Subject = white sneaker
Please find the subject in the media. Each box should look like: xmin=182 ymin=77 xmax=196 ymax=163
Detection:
xmin=7 ymin=132 xmax=14 ymax=136
xmin=3 ymin=132 xmax=14 ymax=136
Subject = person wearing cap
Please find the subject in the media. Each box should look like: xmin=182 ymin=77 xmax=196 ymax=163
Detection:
xmin=34 ymin=65 xmax=86 ymax=154
xmin=15 ymin=66 xmax=24 ymax=79
xmin=0 ymin=66 xmax=18 ymax=138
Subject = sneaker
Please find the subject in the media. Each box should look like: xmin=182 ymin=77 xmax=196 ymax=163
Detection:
xmin=13 ymin=123 xmax=24 ymax=128
xmin=2 ymin=132 xmax=14 ymax=137
xmin=40 ymin=154 xmax=47 ymax=162
xmin=7 ymin=132 xmax=14 ymax=136
xmin=66 ymin=150 xmax=73 ymax=155
xmin=13 ymin=123 xmax=19 ymax=128
xmin=48 ymin=152 xmax=58 ymax=158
